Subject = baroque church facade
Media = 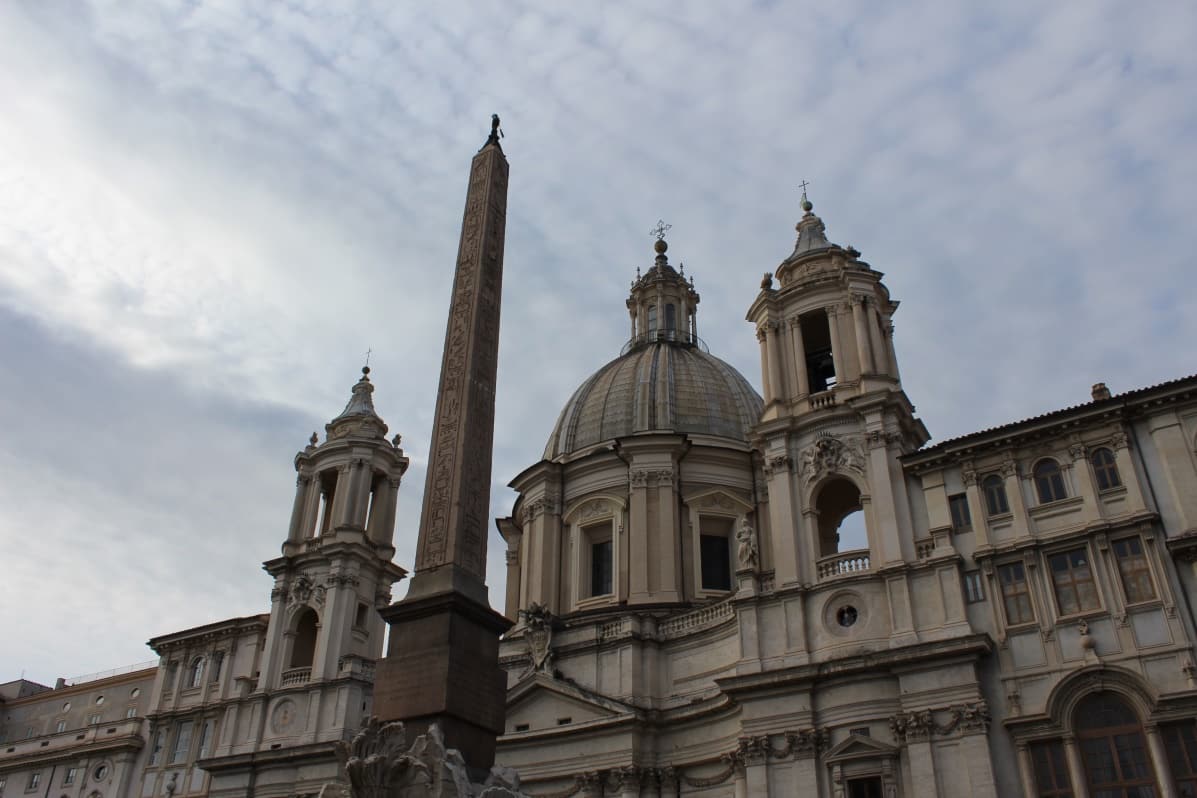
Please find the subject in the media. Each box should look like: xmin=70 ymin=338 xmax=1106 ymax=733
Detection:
xmin=4 ymin=159 xmax=1197 ymax=798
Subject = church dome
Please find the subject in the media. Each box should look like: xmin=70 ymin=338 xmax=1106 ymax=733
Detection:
xmin=544 ymin=339 xmax=763 ymax=459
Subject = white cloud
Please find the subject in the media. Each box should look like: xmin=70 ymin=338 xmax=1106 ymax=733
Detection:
xmin=0 ymin=0 xmax=1194 ymax=682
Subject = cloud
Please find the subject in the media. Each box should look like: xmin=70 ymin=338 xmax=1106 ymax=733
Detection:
xmin=0 ymin=0 xmax=1195 ymax=682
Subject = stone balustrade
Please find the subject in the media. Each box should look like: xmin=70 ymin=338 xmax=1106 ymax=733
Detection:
xmin=816 ymin=549 xmax=870 ymax=580
xmin=280 ymin=667 xmax=311 ymax=687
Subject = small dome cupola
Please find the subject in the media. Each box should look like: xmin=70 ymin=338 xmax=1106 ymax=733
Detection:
xmin=785 ymin=189 xmax=837 ymax=262
xmin=625 ymin=221 xmax=701 ymax=349
xmin=326 ymin=367 xmax=388 ymax=441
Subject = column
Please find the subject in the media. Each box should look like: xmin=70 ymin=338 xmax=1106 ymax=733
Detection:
xmin=1111 ymin=429 xmax=1146 ymax=512
xmin=868 ymin=436 xmax=905 ymax=566
xmin=1063 ymin=735 xmax=1089 ymax=798
xmin=629 ymin=307 xmax=636 ymax=341
xmin=826 ymin=305 xmax=846 ymax=386
xmin=629 ymin=470 xmax=651 ymax=602
xmin=906 ymin=738 xmax=941 ymax=798
xmin=503 ymin=544 xmax=521 ymax=621
xmin=1002 ymin=458 xmax=1032 ymax=540
xmin=301 ymin=477 xmax=322 ymax=539
xmin=867 ymin=304 xmax=888 ymax=377
xmin=757 ymin=326 xmax=773 ymax=403
xmin=765 ymin=455 xmax=800 ymax=586
xmin=789 ymin=317 xmax=810 ymax=396
xmin=961 ymin=464 xmax=992 ymax=549
xmin=1145 ymin=724 xmax=1180 ymax=798
xmin=655 ymin=470 xmax=680 ymax=602
xmin=766 ymin=322 xmax=784 ymax=404
xmin=1068 ymin=442 xmax=1101 ymax=522
xmin=287 ymin=475 xmax=311 ymax=544
xmin=1016 ymin=744 xmax=1039 ymax=798
xmin=885 ymin=320 xmax=902 ymax=381
xmin=329 ymin=464 xmax=350 ymax=530
xmin=851 ymin=295 xmax=873 ymax=376
xmin=961 ymin=732 xmax=997 ymax=796
xmin=744 ymin=753 xmax=768 ymax=796
xmin=1148 ymin=416 xmax=1197 ymax=530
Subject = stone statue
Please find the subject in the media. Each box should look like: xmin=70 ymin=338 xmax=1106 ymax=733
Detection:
xmin=736 ymin=520 xmax=758 ymax=571
xmin=331 ymin=717 xmax=529 ymax=797
xmin=519 ymin=603 xmax=554 ymax=675
xmin=165 ymin=773 xmax=178 ymax=797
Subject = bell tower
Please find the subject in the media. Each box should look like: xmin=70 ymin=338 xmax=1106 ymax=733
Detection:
xmin=747 ymin=192 xmax=929 ymax=597
xmin=253 ymin=367 xmax=408 ymax=744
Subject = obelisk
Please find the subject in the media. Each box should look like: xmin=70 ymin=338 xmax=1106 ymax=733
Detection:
xmin=372 ymin=116 xmax=513 ymax=771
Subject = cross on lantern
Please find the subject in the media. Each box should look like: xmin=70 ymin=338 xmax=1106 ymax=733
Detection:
xmin=649 ymin=220 xmax=672 ymax=241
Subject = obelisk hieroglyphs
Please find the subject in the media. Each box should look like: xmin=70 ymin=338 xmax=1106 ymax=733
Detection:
xmin=373 ymin=118 xmax=513 ymax=771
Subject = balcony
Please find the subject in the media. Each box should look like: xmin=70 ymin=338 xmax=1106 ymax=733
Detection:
xmin=280 ymin=667 xmax=311 ymax=687
xmin=817 ymin=549 xmax=871 ymax=581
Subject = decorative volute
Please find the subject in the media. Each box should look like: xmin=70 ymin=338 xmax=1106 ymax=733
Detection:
xmin=625 ymin=222 xmax=701 ymax=347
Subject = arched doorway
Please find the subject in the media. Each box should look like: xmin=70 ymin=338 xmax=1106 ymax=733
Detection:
xmin=1075 ymin=692 xmax=1160 ymax=797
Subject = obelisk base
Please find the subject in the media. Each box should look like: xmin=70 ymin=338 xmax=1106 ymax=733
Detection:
xmin=373 ymin=585 xmax=512 ymax=771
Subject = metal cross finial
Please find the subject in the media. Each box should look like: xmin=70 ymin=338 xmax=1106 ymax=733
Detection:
xmin=650 ymin=220 xmax=672 ymax=241
xmin=798 ymin=179 xmax=810 ymax=194
xmin=364 ymin=348 xmax=372 ymax=368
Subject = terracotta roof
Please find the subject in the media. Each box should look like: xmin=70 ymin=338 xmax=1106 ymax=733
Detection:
xmin=910 ymin=373 xmax=1197 ymax=458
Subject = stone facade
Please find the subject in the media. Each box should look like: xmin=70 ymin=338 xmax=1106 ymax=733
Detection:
xmin=494 ymin=199 xmax=1197 ymax=797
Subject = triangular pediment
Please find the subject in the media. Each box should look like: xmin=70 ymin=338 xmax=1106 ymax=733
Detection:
xmin=505 ymin=673 xmax=637 ymax=733
xmin=824 ymin=733 xmax=898 ymax=763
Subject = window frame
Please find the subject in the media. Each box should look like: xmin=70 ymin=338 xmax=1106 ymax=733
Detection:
xmin=1033 ymin=459 xmax=1068 ymax=504
xmin=1111 ymin=536 xmax=1157 ymax=605
xmin=63 ymin=767 xmax=77 ymax=786
xmin=1029 ymin=738 xmax=1073 ymax=797
xmin=982 ymin=474 xmax=1010 ymax=517
xmin=170 ymin=720 xmax=194 ymax=765
xmin=997 ymin=561 xmax=1036 ymax=626
xmin=963 ymin=571 xmax=985 ymax=604
xmin=1047 ymin=546 xmax=1102 ymax=617
xmin=187 ymin=657 xmax=204 ymax=689
xmin=948 ymin=492 xmax=972 ymax=531
xmin=1090 ymin=447 xmax=1122 ymax=492
xmin=26 ymin=772 xmax=40 ymax=790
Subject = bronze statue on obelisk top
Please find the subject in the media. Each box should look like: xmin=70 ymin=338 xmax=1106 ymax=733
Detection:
xmin=372 ymin=117 xmax=513 ymax=772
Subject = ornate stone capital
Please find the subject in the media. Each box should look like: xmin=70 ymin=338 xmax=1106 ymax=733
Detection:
xmin=755 ymin=326 xmax=768 ymax=342
xmin=504 ymin=549 xmax=519 ymax=566
xmin=961 ymin=462 xmax=978 ymax=486
xmin=630 ymin=470 xmax=649 ymax=488
xmin=1111 ymin=430 xmax=1130 ymax=450
xmin=1000 ymin=457 xmax=1019 ymax=478
xmin=763 ymin=453 xmax=792 ymax=478
xmin=890 ymin=701 xmax=991 ymax=742
xmin=1068 ymin=442 xmax=1087 ymax=462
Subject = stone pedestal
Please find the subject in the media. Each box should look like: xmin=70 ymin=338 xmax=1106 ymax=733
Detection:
xmin=374 ymin=588 xmax=512 ymax=771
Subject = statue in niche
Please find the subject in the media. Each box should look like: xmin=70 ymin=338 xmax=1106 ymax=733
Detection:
xmin=736 ymin=520 xmax=758 ymax=571
xmin=519 ymin=603 xmax=554 ymax=675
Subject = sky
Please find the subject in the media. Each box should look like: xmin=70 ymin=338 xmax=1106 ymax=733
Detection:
xmin=1 ymin=1 xmax=1194 ymax=685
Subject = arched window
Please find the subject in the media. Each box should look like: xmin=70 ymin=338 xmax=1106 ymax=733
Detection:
xmin=1034 ymin=459 xmax=1067 ymax=504
xmin=982 ymin=474 xmax=1009 ymax=516
xmin=1091 ymin=447 xmax=1121 ymax=491
xmin=815 ymin=479 xmax=867 ymax=558
xmin=1075 ymin=692 xmax=1160 ymax=796
xmin=290 ymin=609 xmax=318 ymax=669
xmin=187 ymin=658 xmax=204 ymax=689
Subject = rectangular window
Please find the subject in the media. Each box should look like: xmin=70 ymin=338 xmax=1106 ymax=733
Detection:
xmin=197 ymin=720 xmax=214 ymax=759
xmin=27 ymin=772 xmax=41 ymax=789
xmin=88 ymin=714 xmax=101 ymax=725
xmin=647 ymin=305 xmax=657 ymax=333
xmin=590 ymin=539 xmax=612 ymax=596
xmin=171 ymin=721 xmax=193 ymax=764
xmin=1163 ymin=721 xmax=1197 ymax=797
xmin=1049 ymin=548 xmax=1101 ymax=615
xmin=149 ymin=729 xmax=165 ymax=766
xmin=800 ymin=311 xmax=836 ymax=392
xmin=1112 ymin=537 xmax=1156 ymax=604
xmin=63 ymin=767 xmax=77 ymax=785
xmin=998 ymin=562 xmax=1035 ymax=625
xmin=126 ymin=706 xmax=137 ymax=719
xmin=948 ymin=493 xmax=972 ymax=531
xmin=1030 ymin=739 xmax=1073 ymax=797
xmin=700 ymin=534 xmax=732 ymax=591
xmin=963 ymin=571 xmax=985 ymax=603
xmin=55 ymin=720 xmax=66 ymax=733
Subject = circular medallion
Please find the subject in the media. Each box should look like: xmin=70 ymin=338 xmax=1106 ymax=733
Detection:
xmin=271 ymin=699 xmax=300 ymax=734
